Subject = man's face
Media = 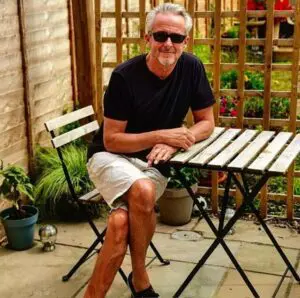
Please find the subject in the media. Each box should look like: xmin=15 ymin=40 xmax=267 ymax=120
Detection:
xmin=146 ymin=13 xmax=188 ymax=67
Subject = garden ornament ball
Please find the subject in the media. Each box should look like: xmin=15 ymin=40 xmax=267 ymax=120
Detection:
xmin=39 ymin=224 xmax=58 ymax=252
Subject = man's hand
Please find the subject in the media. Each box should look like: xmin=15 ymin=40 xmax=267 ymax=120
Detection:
xmin=161 ymin=127 xmax=196 ymax=150
xmin=147 ymin=144 xmax=177 ymax=166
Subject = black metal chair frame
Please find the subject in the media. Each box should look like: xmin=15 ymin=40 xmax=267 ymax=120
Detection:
xmin=44 ymin=106 xmax=170 ymax=285
xmin=172 ymin=165 xmax=300 ymax=298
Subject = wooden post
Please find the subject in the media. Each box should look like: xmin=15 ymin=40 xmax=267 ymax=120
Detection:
xmin=185 ymin=0 xmax=195 ymax=128
xmin=68 ymin=0 xmax=78 ymax=111
xmin=115 ymin=0 xmax=123 ymax=64
xmin=213 ymin=1 xmax=221 ymax=126
xmin=234 ymin=0 xmax=247 ymax=210
xmin=95 ymin=0 xmax=103 ymax=123
xmin=17 ymin=0 xmax=34 ymax=174
xmin=125 ymin=0 xmax=130 ymax=60
xmin=211 ymin=0 xmax=222 ymax=214
xmin=205 ymin=0 xmax=208 ymax=38
xmin=236 ymin=0 xmax=246 ymax=129
xmin=139 ymin=0 xmax=146 ymax=53
xmin=286 ymin=0 xmax=300 ymax=220
xmin=260 ymin=0 xmax=275 ymax=218
xmin=71 ymin=0 xmax=97 ymax=109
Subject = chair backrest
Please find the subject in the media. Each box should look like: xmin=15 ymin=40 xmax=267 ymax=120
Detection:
xmin=44 ymin=105 xmax=99 ymax=149
xmin=44 ymin=105 xmax=99 ymax=201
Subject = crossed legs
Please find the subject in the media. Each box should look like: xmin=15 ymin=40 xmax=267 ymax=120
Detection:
xmin=84 ymin=178 xmax=157 ymax=298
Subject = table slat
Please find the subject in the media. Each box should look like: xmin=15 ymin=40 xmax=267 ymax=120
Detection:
xmin=228 ymin=131 xmax=275 ymax=170
xmin=247 ymin=132 xmax=293 ymax=172
xmin=268 ymin=134 xmax=300 ymax=174
xmin=170 ymin=127 xmax=225 ymax=164
xmin=189 ymin=128 xmax=241 ymax=166
xmin=208 ymin=129 xmax=258 ymax=168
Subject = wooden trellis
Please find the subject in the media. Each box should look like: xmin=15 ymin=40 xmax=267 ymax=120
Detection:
xmin=92 ymin=0 xmax=300 ymax=219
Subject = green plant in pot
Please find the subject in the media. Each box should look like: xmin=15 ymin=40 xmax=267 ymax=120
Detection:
xmin=158 ymin=167 xmax=200 ymax=226
xmin=0 ymin=161 xmax=38 ymax=250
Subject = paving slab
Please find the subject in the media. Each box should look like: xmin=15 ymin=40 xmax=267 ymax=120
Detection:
xmin=77 ymin=259 xmax=227 ymax=298
xmin=0 ymin=243 xmax=94 ymax=298
xmin=193 ymin=217 xmax=220 ymax=238
xmin=289 ymin=278 xmax=300 ymax=297
xmin=234 ymin=242 xmax=299 ymax=276
xmin=149 ymin=232 xmax=241 ymax=267
xmin=147 ymin=261 xmax=227 ymax=298
xmin=215 ymin=268 xmax=290 ymax=298
xmin=194 ymin=218 xmax=300 ymax=249
xmin=155 ymin=217 xmax=199 ymax=234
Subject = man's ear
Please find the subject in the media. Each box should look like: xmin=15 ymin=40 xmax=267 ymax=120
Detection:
xmin=184 ymin=35 xmax=190 ymax=46
xmin=144 ymin=33 xmax=151 ymax=43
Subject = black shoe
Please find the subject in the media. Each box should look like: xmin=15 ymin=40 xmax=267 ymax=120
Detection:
xmin=128 ymin=272 xmax=159 ymax=298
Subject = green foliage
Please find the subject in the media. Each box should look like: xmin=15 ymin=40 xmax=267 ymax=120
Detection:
xmin=220 ymin=70 xmax=264 ymax=90
xmin=268 ymin=176 xmax=287 ymax=194
xmin=244 ymin=97 xmax=264 ymax=118
xmin=244 ymin=71 xmax=264 ymax=90
xmin=123 ymin=44 xmax=140 ymax=60
xmin=34 ymin=145 xmax=93 ymax=218
xmin=220 ymin=71 xmax=238 ymax=89
xmin=0 ymin=161 xmax=34 ymax=218
xmin=271 ymin=97 xmax=290 ymax=119
xmin=59 ymin=121 xmax=86 ymax=147
xmin=221 ymin=48 xmax=238 ymax=63
xmin=293 ymin=178 xmax=300 ymax=196
xmin=223 ymin=26 xmax=239 ymax=38
xmin=193 ymin=45 xmax=212 ymax=63
xmin=271 ymin=71 xmax=292 ymax=91
xmin=167 ymin=167 xmax=201 ymax=189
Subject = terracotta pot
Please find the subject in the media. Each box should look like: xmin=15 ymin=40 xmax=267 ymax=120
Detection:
xmin=158 ymin=184 xmax=198 ymax=226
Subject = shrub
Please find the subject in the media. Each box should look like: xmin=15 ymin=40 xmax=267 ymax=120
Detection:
xmin=34 ymin=145 xmax=100 ymax=220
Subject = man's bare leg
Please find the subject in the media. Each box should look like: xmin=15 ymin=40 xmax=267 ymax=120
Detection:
xmin=125 ymin=179 xmax=157 ymax=292
xmin=84 ymin=209 xmax=129 ymax=298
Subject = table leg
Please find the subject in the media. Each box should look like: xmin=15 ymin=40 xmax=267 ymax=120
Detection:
xmin=173 ymin=168 xmax=259 ymax=297
xmin=218 ymin=172 xmax=232 ymax=231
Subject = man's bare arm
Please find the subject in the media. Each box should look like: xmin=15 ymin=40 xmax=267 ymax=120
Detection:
xmin=146 ymin=106 xmax=215 ymax=165
xmin=103 ymin=117 xmax=195 ymax=153
xmin=189 ymin=106 xmax=215 ymax=142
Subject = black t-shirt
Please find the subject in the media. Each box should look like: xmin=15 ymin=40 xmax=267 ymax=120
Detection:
xmin=88 ymin=52 xmax=215 ymax=161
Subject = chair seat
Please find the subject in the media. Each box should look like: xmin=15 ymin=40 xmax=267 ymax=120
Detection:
xmin=79 ymin=189 xmax=103 ymax=203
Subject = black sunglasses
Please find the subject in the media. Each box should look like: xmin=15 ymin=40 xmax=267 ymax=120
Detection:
xmin=151 ymin=31 xmax=186 ymax=44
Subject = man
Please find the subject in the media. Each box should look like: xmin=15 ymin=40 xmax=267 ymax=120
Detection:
xmin=84 ymin=3 xmax=215 ymax=298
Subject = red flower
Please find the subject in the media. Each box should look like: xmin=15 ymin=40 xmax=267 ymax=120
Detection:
xmin=220 ymin=106 xmax=226 ymax=114
xmin=231 ymin=110 xmax=238 ymax=117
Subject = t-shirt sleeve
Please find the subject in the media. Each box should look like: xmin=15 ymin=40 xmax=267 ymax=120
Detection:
xmin=190 ymin=59 xmax=215 ymax=110
xmin=103 ymin=72 xmax=132 ymax=120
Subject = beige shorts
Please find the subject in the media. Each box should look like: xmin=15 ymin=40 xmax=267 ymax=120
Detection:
xmin=87 ymin=152 xmax=168 ymax=211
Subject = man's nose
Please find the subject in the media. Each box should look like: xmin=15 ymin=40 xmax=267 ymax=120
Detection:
xmin=163 ymin=37 xmax=173 ymax=46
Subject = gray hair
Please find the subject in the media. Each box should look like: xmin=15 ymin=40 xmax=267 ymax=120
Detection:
xmin=146 ymin=3 xmax=193 ymax=35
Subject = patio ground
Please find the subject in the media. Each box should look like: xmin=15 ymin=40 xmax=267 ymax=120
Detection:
xmin=1 ymin=215 xmax=300 ymax=298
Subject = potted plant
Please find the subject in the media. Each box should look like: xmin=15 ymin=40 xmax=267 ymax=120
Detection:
xmin=0 ymin=161 xmax=38 ymax=250
xmin=158 ymin=167 xmax=200 ymax=226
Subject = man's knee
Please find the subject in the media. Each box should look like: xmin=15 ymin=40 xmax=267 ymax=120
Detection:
xmin=128 ymin=179 xmax=156 ymax=213
xmin=107 ymin=209 xmax=129 ymax=245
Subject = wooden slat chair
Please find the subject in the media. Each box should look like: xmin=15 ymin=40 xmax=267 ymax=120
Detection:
xmin=44 ymin=105 xmax=170 ymax=283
